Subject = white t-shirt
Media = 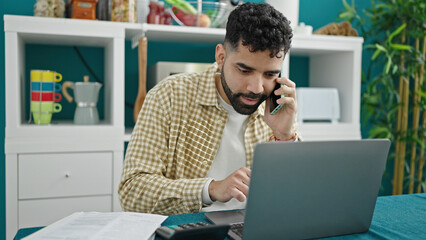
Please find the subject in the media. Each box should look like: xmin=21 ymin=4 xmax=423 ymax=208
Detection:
xmin=202 ymin=93 xmax=249 ymax=212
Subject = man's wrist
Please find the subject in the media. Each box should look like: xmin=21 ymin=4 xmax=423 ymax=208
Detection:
xmin=270 ymin=132 xmax=297 ymax=142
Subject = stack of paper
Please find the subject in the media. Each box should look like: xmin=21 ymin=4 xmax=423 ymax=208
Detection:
xmin=23 ymin=212 xmax=168 ymax=240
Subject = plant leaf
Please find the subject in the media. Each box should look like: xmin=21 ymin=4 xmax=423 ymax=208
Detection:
xmin=392 ymin=65 xmax=398 ymax=74
xmin=365 ymin=95 xmax=380 ymax=104
xmin=342 ymin=0 xmax=351 ymax=10
xmin=369 ymin=126 xmax=391 ymax=138
xmin=412 ymin=136 xmax=425 ymax=149
xmin=375 ymin=43 xmax=387 ymax=53
xmin=390 ymin=43 xmax=412 ymax=50
xmin=385 ymin=57 xmax=392 ymax=74
xmin=372 ymin=49 xmax=383 ymax=60
xmin=364 ymin=44 xmax=377 ymax=49
xmin=417 ymin=89 xmax=426 ymax=98
xmin=375 ymin=3 xmax=389 ymax=9
xmin=388 ymin=23 xmax=407 ymax=43
xmin=339 ymin=11 xmax=355 ymax=20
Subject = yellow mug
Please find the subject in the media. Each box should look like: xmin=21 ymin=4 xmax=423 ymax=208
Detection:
xmin=31 ymin=70 xmax=62 ymax=82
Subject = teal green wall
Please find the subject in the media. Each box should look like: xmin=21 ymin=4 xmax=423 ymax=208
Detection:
xmin=1 ymin=1 xmax=372 ymax=239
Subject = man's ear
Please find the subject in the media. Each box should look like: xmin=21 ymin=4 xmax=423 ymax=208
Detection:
xmin=215 ymin=44 xmax=226 ymax=70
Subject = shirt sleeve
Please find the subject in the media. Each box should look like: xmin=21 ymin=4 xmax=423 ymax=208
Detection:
xmin=202 ymin=178 xmax=215 ymax=205
xmin=118 ymin=85 xmax=209 ymax=215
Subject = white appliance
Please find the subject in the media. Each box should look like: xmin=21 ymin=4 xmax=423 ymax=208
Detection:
xmin=296 ymin=87 xmax=340 ymax=123
xmin=265 ymin=0 xmax=299 ymax=29
xmin=147 ymin=61 xmax=212 ymax=90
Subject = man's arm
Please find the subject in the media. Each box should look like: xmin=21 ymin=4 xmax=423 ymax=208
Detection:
xmin=118 ymin=85 xmax=209 ymax=215
xmin=264 ymin=77 xmax=298 ymax=140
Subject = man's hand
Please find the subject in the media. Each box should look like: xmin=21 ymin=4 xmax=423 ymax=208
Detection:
xmin=208 ymin=167 xmax=251 ymax=202
xmin=264 ymin=77 xmax=297 ymax=140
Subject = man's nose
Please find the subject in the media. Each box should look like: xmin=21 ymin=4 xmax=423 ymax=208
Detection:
xmin=246 ymin=75 xmax=264 ymax=94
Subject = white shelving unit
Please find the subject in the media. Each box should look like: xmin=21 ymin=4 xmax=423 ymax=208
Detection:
xmin=124 ymin=25 xmax=364 ymax=141
xmin=4 ymin=15 xmax=363 ymax=240
xmin=4 ymin=15 xmax=127 ymax=240
xmin=291 ymin=34 xmax=363 ymax=140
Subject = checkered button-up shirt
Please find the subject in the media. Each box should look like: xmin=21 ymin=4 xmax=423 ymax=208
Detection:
xmin=119 ymin=63 xmax=279 ymax=215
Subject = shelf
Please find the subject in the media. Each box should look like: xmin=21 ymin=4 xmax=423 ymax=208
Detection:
xmin=291 ymin=34 xmax=363 ymax=55
xmin=4 ymin=15 xmax=363 ymax=49
xmin=4 ymin=15 xmax=125 ymax=142
xmin=4 ymin=15 xmax=363 ymax=143
xmin=126 ymin=23 xmax=225 ymax=48
xmin=4 ymin=15 xmax=126 ymax=46
xmin=126 ymin=24 xmax=364 ymax=140
xmin=298 ymin=123 xmax=361 ymax=140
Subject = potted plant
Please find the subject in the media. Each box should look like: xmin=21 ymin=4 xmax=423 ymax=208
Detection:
xmin=338 ymin=0 xmax=425 ymax=195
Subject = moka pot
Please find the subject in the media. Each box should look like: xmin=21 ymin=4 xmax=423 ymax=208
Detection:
xmin=62 ymin=76 xmax=102 ymax=125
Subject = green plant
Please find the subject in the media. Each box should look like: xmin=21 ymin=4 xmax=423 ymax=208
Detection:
xmin=338 ymin=0 xmax=426 ymax=195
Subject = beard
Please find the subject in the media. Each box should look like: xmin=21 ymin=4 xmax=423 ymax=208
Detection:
xmin=220 ymin=67 xmax=268 ymax=115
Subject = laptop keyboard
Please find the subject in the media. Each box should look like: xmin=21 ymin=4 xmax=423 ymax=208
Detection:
xmin=228 ymin=223 xmax=244 ymax=239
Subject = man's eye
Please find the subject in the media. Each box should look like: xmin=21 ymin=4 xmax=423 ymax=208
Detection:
xmin=238 ymin=68 xmax=250 ymax=73
xmin=266 ymin=73 xmax=278 ymax=78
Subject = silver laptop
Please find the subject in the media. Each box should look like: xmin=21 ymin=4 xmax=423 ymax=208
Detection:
xmin=206 ymin=139 xmax=391 ymax=240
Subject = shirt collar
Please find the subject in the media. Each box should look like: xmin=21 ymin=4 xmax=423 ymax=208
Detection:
xmin=196 ymin=62 xmax=264 ymax=118
xmin=196 ymin=62 xmax=220 ymax=107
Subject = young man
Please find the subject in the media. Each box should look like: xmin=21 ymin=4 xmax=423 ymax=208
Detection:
xmin=119 ymin=2 xmax=297 ymax=215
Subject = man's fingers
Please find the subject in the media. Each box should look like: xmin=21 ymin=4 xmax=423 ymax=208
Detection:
xmin=239 ymin=167 xmax=251 ymax=178
xmin=230 ymin=188 xmax=247 ymax=202
xmin=277 ymin=77 xmax=296 ymax=88
xmin=232 ymin=168 xmax=250 ymax=200
xmin=209 ymin=167 xmax=252 ymax=203
xmin=277 ymin=96 xmax=296 ymax=107
xmin=243 ymin=167 xmax=251 ymax=177
xmin=274 ymin=81 xmax=296 ymax=98
xmin=236 ymin=180 xmax=249 ymax=197
xmin=237 ymin=168 xmax=251 ymax=184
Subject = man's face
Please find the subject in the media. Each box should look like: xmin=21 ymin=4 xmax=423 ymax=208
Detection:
xmin=216 ymin=42 xmax=284 ymax=115
xmin=220 ymin=66 xmax=267 ymax=115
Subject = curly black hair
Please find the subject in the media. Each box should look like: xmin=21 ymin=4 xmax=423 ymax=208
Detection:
xmin=225 ymin=2 xmax=293 ymax=58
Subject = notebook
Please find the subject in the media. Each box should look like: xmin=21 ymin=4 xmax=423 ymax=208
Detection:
xmin=205 ymin=139 xmax=391 ymax=240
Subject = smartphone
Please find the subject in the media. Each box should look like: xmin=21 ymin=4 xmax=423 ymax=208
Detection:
xmin=270 ymin=82 xmax=285 ymax=115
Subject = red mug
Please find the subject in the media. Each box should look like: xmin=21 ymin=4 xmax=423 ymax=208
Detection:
xmin=31 ymin=91 xmax=62 ymax=102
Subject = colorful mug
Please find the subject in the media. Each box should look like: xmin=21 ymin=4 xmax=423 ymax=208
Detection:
xmin=31 ymin=70 xmax=62 ymax=82
xmin=31 ymin=102 xmax=62 ymax=124
xmin=31 ymin=101 xmax=62 ymax=113
xmin=31 ymin=91 xmax=62 ymax=102
xmin=32 ymin=112 xmax=54 ymax=124
xmin=31 ymin=81 xmax=62 ymax=92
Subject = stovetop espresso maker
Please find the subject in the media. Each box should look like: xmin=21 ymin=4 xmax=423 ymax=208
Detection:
xmin=62 ymin=75 xmax=102 ymax=125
